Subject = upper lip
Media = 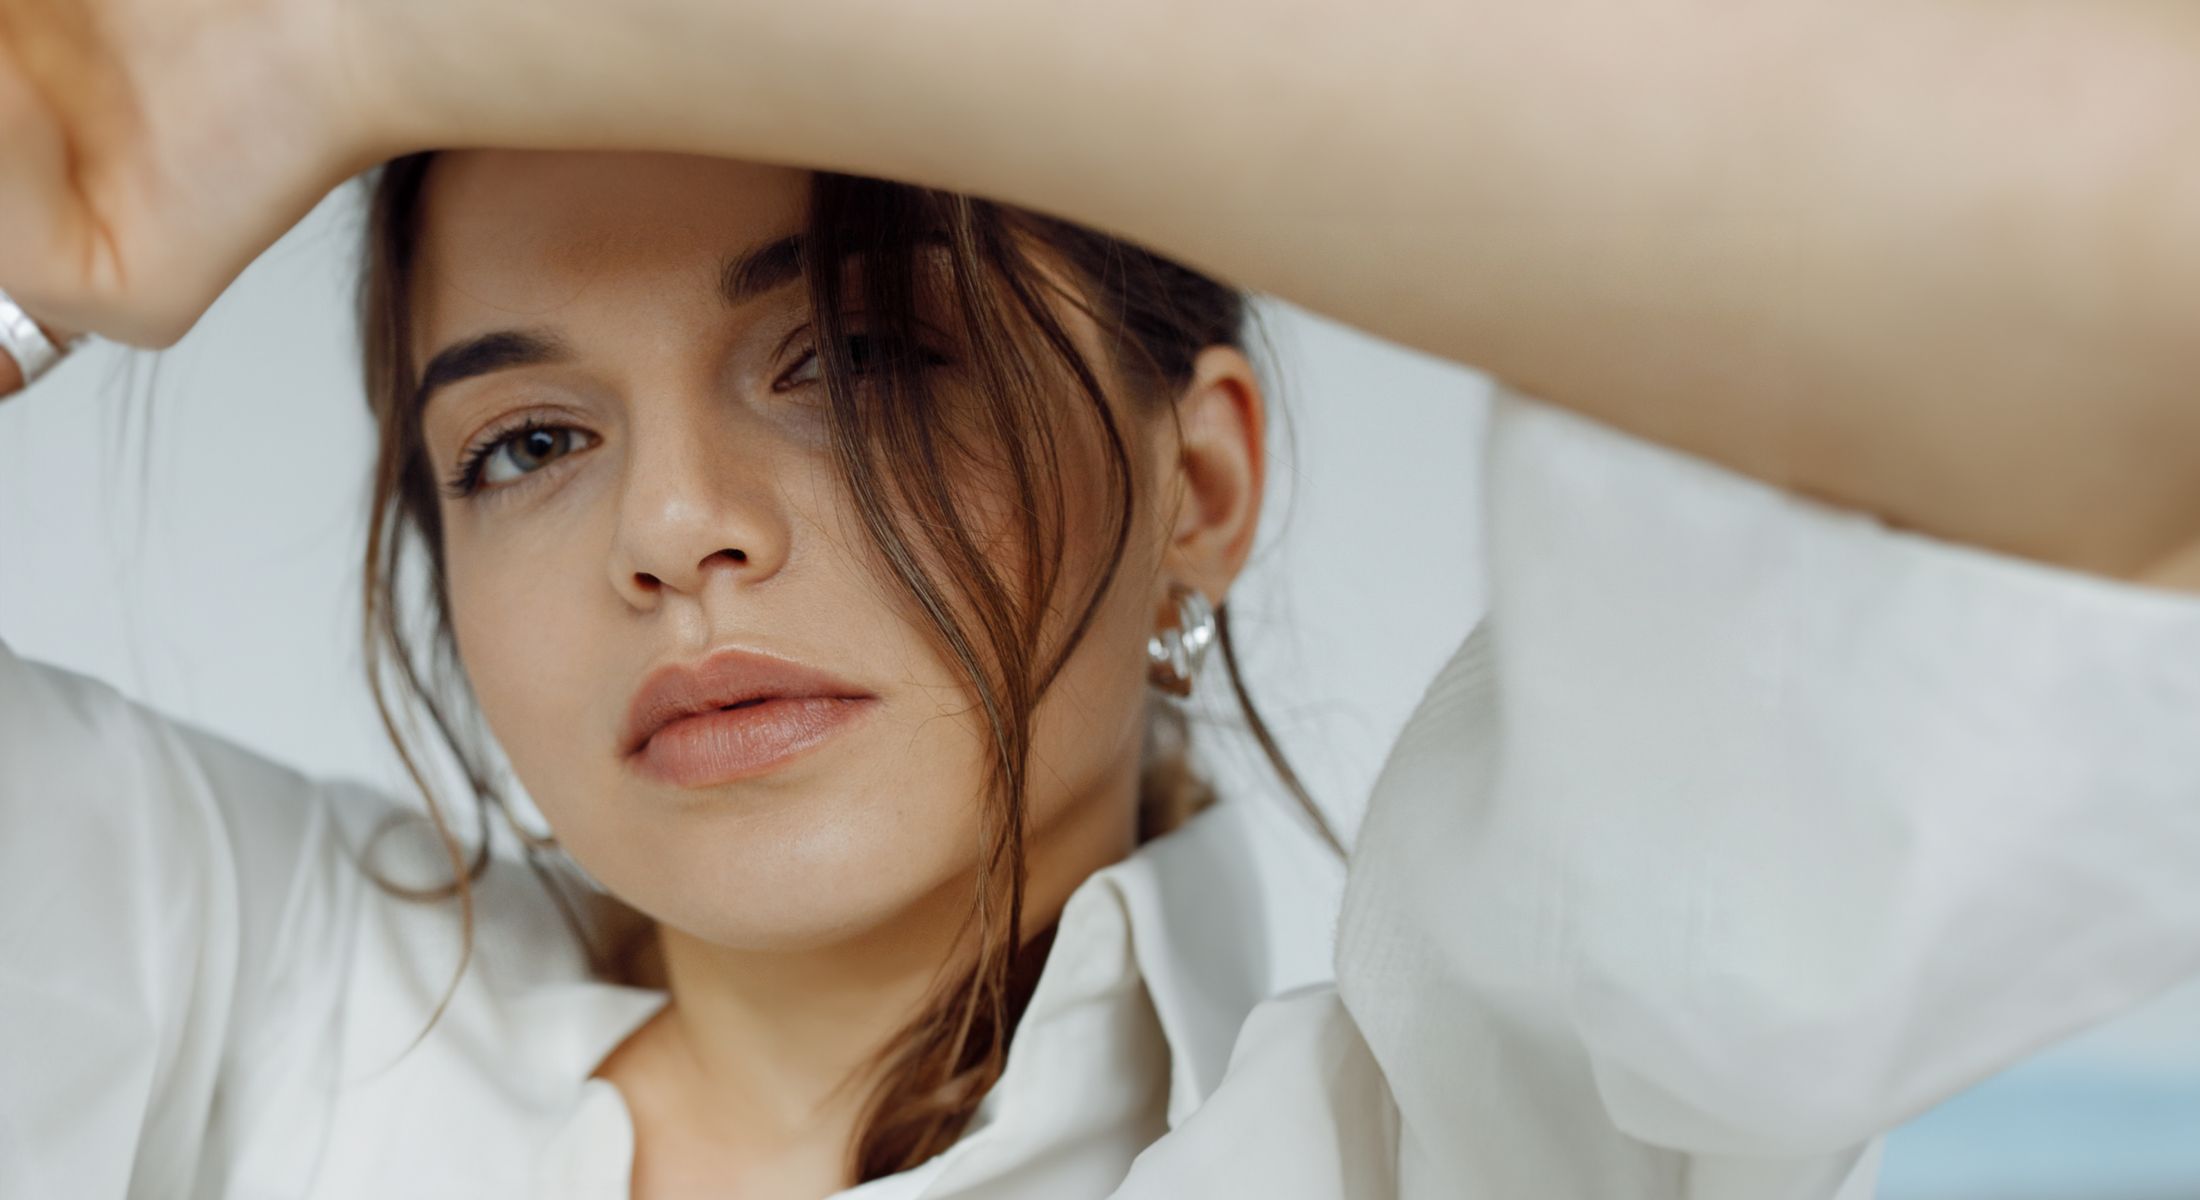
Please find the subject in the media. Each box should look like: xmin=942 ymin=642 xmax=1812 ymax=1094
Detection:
xmin=620 ymin=647 xmax=874 ymax=757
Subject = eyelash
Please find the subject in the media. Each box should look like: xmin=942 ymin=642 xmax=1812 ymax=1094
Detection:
xmin=440 ymin=333 xmax=950 ymax=501
xmin=772 ymin=331 xmax=951 ymax=392
xmin=443 ymin=415 xmax=594 ymax=500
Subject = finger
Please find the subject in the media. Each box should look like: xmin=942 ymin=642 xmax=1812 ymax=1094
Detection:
xmin=0 ymin=36 xmax=73 ymax=292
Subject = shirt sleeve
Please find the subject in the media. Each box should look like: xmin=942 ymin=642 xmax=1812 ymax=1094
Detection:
xmin=0 ymin=635 xmax=372 ymax=1199
xmin=1327 ymin=386 xmax=2200 ymax=1198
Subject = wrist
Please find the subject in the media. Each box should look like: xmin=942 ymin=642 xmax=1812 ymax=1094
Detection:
xmin=310 ymin=0 xmax=459 ymax=164
xmin=329 ymin=0 xmax=800 ymax=157
xmin=326 ymin=0 xmax=971 ymax=178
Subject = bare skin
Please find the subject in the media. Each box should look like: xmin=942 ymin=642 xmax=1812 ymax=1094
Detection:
xmin=4 ymin=0 xmax=2199 ymax=581
xmin=4 ymin=0 xmax=2199 ymax=1191
xmin=361 ymin=0 xmax=2200 ymax=586
xmin=403 ymin=150 xmax=1268 ymax=1197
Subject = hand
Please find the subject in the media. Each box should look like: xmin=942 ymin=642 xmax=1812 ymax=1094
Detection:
xmin=0 ymin=0 xmax=389 ymax=389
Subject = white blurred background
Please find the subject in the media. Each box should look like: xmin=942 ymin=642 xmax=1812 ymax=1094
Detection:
xmin=1 ymin=175 xmax=2194 ymax=1198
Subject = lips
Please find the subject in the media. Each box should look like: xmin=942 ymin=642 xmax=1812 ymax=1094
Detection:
xmin=620 ymin=647 xmax=875 ymax=760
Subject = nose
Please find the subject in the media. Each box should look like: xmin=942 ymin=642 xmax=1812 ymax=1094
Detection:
xmin=607 ymin=416 xmax=791 ymax=608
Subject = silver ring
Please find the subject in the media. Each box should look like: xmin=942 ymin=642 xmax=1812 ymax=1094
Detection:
xmin=0 ymin=286 xmax=76 ymax=387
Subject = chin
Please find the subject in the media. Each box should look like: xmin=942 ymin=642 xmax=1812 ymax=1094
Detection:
xmin=561 ymin=785 xmax=981 ymax=954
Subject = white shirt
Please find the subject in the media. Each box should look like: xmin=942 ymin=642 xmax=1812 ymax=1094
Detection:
xmin=6 ymin=387 xmax=2200 ymax=1199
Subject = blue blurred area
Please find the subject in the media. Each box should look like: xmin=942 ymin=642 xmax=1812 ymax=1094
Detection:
xmin=1880 ymin=1066 xmax=2200 ymax=1199
xmin=1877 ymin=982 xmax=2200 ymax=1200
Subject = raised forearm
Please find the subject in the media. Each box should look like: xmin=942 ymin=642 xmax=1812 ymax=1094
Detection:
xmin=362 ymin=0 xmax=2200 ymax=580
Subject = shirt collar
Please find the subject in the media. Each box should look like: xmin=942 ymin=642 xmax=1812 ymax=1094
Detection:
xmin=908 ymin=798 xmax=1280 ymax=1193
xmin=512 ymin=798 xmax=1279 ymax=1191
xmin=1091 ymin=797 xmax=1276 ymax=1127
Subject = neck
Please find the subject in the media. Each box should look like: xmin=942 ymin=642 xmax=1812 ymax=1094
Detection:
xmin=653 ymin=902 xmax=963 ymax=1139
xmin=595 ymin=770 xmax=1141 ymax=1190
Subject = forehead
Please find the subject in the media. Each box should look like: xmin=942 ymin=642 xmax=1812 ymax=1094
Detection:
xmin=412 ymin=150 xmax=811 ymax=339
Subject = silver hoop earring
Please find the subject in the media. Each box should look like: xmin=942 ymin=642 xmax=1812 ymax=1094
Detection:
xmin=1146 ymin=585 xmax=1217 ymax=698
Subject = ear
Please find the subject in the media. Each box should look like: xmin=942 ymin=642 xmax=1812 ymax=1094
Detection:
xmin=1155 ymin=344 xmax=1267 ymax=606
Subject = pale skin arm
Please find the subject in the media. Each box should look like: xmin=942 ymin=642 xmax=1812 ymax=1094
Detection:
xmin=347 ymin=0 xmax=2200 ymax=588
xmin=3 ymin=0 xmax=2198 ymax=584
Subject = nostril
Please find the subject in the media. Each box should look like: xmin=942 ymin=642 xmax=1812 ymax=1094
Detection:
xmin=716 ymin=548 xmax=748 ymax=565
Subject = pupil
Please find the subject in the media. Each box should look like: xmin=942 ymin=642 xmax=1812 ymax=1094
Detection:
xmin=522 ymin=429 xmax=557 ymax=462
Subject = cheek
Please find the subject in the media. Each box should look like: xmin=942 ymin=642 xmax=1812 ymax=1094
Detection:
xmin=1024 ymin=588 xmax=1154 ymax=834
xmin=445 ymin=523 xmax=616 ymax=803
xmin=440 ymin=492 xmax=1013 ymax=955
xmin=1022 ymin=455 xmax=1176 ymax=839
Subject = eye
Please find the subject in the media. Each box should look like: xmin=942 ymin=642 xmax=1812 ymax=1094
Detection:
xmin=482 ymin=425 xmax=581 ymax=484
xmin=774 ymin=332 xmax=950 ymax=392
xmin=445 ymin=418 xmax=598 ymax=498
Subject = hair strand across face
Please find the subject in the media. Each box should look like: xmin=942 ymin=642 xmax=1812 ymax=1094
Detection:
xmin=352 ymin=153 xmax=1340 ymax=1184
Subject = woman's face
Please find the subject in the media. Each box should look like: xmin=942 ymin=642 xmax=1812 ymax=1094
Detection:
xmin=408 ymin=150 xmax=1226 ymax=959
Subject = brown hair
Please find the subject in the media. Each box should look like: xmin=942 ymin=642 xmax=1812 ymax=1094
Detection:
xmin=352 ymin=154 xmax=1340 ymax=1183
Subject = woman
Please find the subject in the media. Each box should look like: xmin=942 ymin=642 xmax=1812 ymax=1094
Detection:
xmin=5 ymin=1 xmax=2200 ymax=1198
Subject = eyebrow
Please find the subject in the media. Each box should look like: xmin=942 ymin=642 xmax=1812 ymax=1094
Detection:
xmin=719 ymin=232 xmax=809 ymax=307
xmin=411 ymin=230 xmax=952 ymax=417
xmin=412 ymin=233 xmax=815 ymax=417
xmin=411 ymin=328 xmax=571 ymax=418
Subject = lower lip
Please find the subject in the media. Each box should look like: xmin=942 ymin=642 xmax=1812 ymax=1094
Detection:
xmin=630 ymin=697 xmax=876 ymax=788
